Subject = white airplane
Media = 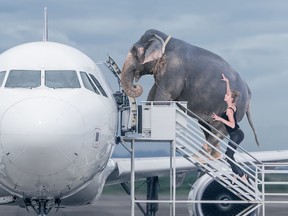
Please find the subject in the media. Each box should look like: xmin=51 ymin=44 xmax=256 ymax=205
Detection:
xmin=0 ymin=15 xmax=288 ymax=216
xmin=0 ymin=41 xmax=119 ymax=211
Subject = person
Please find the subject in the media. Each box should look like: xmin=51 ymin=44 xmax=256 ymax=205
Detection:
xmin=211 ymin=73 xmax=247 ymax=182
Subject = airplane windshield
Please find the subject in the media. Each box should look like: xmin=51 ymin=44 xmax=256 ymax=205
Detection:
xmin=0 ymin=71 xmax=6 ymax=86
xmin=5 ymin=70 xmax=41 ymax=88
xmin=89 ymin=74 xmax=108 ymax=97
xmin=80 ymin=72 xmax=100 ymax=94
xmin=45 ymin=70 xmax=81 ymax=88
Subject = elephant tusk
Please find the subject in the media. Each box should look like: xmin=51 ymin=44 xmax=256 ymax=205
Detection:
xmin=164 ymin=35 xmax=172 ymax=49
xmin=153 ymin=34 xmax=172 ymax=55
xmin=162 ymin=35 xmax=172 ymax=55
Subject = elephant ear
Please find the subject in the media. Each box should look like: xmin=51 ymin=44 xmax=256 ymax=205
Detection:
xmin=143 ymin=34 xmax=166 ymax=64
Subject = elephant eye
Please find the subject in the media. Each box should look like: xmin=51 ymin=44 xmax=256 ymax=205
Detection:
xmin=131 ymin=46 xmax=138 ymax=55
xmin=147 ymin=39 xmax=154 ymax=47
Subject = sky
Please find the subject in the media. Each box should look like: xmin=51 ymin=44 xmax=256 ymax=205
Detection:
xmin=0 ymin=0 xmax=288 ymax=153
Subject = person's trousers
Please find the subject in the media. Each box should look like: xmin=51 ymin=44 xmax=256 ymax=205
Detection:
xmin=225 ymin=129 xmax=245 ymax=176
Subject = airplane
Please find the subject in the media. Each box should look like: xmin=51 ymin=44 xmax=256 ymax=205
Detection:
xmin=1 ymin=10 xmax=288 ymax=216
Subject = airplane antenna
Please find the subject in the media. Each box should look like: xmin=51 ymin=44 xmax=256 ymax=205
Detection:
xmin=43 ymin=7 xmax=48 ymax=41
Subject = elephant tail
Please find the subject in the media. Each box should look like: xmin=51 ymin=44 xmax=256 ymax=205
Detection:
xmin=246 ymin=106 xmax=260 ymax=146
xmin=244 ymin=81 xmax=260 ymax=146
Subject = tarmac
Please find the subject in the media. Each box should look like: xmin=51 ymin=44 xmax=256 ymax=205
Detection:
xmin=1 ymin=195 xmax=288 ymax=216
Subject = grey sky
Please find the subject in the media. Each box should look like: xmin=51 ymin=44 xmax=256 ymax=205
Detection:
xmin=1 ymin=1 xmax=288 ymax=152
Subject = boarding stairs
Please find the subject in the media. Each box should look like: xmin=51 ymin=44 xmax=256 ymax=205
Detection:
xmin=176 ymin=102 xmax=262 ymax=200
xmin=140 ymin=101 xmax=263 ymax=215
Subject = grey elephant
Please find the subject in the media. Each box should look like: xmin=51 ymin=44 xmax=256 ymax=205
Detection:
xmin=120 ymin=29 xmax=260 ymax=148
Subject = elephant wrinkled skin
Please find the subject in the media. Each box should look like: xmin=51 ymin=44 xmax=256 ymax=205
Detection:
xmin=121 ymin=29 xmax=259 ymax=147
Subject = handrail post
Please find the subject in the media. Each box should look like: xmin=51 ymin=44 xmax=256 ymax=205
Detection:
xmin=172 ymin=139 xmax=176 ymax=216
xmin=131 ymin=139 xmax=135 ymax=216
xmin=261 ymin=163 xmax=265 ymax=216
xmin=169 ymin=140 xmax=176 ymax=216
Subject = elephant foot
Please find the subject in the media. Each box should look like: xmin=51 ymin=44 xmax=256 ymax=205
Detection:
xmin=211 ymin=151 xmax=222 ymax=160
xmin=210 ymin=143 xmax=222 ymax=160
xmin=191 ymin=145 xmax=213 ymax=163
xmin=191 ymin=154 xmax=208 ymax=164
xmin=201 ymin=144 xmax=212 ymax=155
xmin=191 ymin=144 xmax=223 ymax=164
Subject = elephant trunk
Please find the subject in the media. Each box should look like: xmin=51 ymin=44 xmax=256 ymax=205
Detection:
xmin=121 ymin=52 xmax=143 ymax=98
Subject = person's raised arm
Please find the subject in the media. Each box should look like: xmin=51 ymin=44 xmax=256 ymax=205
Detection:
xmin=221 ymin=74 xmax=231 ymax=93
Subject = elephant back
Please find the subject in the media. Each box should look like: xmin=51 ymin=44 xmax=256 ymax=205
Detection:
xmin=172 ymin=43 xmax=250 ymax=124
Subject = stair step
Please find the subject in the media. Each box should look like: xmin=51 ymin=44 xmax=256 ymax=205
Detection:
xmin=177 ymin=144 xmax=259 ymax=200
xmin=0 ymin=196 xmax=14 ymax=204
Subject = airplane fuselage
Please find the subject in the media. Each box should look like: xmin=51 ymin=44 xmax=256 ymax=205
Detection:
xmin=0 ymin=42 xmax=117 ymax=202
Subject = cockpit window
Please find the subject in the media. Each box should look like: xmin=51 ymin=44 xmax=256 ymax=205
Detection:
xmin=80 ymin=72 xmax=100 ymax=94
xmin=89 ymin=74 xmax=108 ymax=97
xmin=5 ymin=70 xmax=41 ymax=88
xmin=45 ymin=70 xmax=81 ymax=88
xmin=0 ymin=71 xmax=6 ymax=86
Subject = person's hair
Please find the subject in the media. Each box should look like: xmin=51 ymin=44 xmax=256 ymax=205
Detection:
xmin=231 ymin=90 xmax=240 ymax=104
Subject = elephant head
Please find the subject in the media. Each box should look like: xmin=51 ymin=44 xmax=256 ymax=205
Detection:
xmin=121 ymin=29 xmax=172 ymax=98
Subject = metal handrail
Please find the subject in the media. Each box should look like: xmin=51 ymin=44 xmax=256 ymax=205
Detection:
xmin=175 ymin=101 xmax=264 ymax=191
xmin=175 ymin=103 xmax=261 ymax=173
xmin=175 ymin=102 xmax=263 ymax=164
xmin=174 ymin=103 xmax=263 ymax=201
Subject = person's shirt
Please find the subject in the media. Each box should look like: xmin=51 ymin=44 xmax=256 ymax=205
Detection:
xmin=221 ymin=107 xmax=239 ymax=134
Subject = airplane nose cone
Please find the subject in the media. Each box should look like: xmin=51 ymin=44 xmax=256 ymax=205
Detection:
xmin=0 ymin=97 xmax=84 ymax=176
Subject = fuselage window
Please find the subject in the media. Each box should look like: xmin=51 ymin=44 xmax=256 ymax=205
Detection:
xmin=45 ymin=70 xmax=81 ymax=88
xmin=0 ymin=71 xmax=6 ymax=86
xmin=80 ymin=72 xmax=100 ymax=94
xmin=5 ymin=70 xmax=41 ymax=88
xmin=89 ymin=74 xmax=108 ymax=97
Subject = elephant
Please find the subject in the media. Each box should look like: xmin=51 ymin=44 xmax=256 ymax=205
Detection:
xmin=120 ymin=29 xmax=260 ymax=149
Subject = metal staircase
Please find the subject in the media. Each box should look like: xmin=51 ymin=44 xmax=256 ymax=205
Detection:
xmin=174 ymin=102 xmax=262 ymax=203
xmin=139 ymin=101 xmax=263 ymax=215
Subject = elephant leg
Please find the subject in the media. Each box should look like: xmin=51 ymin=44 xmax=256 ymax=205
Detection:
xmin=210 ymin=143 xmax=221 ymax=159
xmin=154 ymin=85 xmax=172 ymax=101
xmin=198 ymin=120 xmax=219 ymax=145
xmin=147 ymin=83 xmax=157 ymax=101
xmin=198 ymin=120 xmax=226 ymax=158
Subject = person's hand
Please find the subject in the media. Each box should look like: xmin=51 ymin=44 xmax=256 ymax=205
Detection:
xmin=221 ymin=73 xmax=229 ymax=83
xmin=212 ymin=113 xmax=221 ymax=121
